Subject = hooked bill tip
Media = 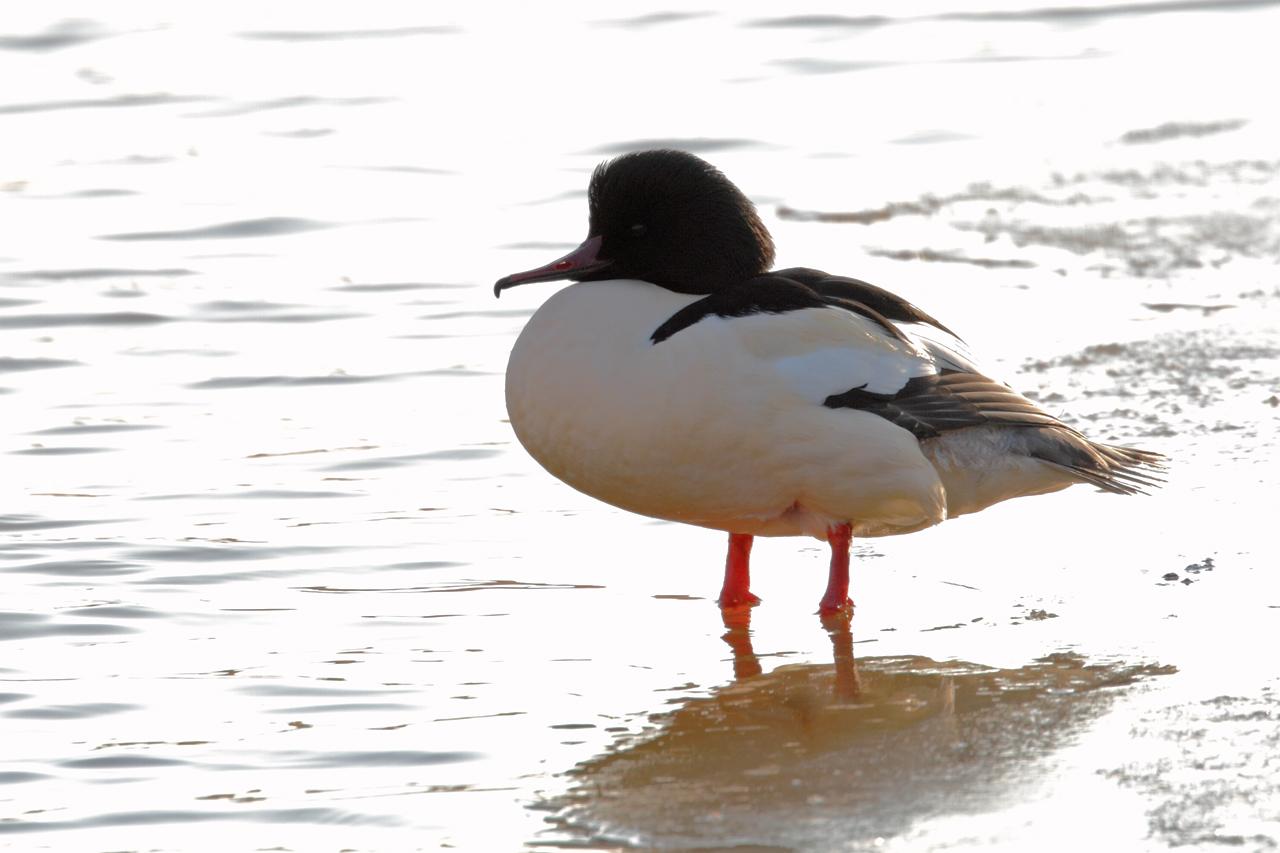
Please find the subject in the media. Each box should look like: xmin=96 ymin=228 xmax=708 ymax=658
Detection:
xmin=492 ymin=274 xmax=518 ymax=298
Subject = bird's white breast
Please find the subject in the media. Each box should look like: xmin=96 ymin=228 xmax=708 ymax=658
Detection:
xmin=505 ymin=279 xmax=947 ymax=538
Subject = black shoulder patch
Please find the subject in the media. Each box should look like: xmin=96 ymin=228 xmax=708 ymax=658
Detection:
xmin=773 ymin=266 xmax=958 ymax=338
xmin=650 ymin=274 xmax=908 ymax=345
xmin=823 ymin=371 xmax=1062 ymax=440
xmin=650 ymin=275 xmax=820 ymax=343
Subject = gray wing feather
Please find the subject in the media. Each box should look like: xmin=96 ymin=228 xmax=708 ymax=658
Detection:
xmin=825 ymin=371 xmax=1166 ymax=495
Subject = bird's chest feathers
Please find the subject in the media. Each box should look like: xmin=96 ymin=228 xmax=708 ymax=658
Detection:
xmin=506 ymin=281 xmax=716 ymax=460
xmin=506 ymin=280 xmax=812 ymax=522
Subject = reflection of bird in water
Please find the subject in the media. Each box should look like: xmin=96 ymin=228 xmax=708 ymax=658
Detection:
xmin=496 ymin=149 xmax=1164 ymax=614
xmin=718 ymin=602 xmax=764 ymax=682
xmin=723 ymin=607 xmax=955 ymax=710
xmin=547 ymin=609 xmax=1173 ymax=849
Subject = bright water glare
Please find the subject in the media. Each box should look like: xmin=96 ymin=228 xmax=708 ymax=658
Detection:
xmin=2 ymin=2 xmax=1279 ymax=850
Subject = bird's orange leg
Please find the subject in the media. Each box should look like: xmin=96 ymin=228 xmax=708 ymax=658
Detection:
xmin=717 ymin=532 xmax=760 ymax=607
xmin=818 ymin=522 xmax=855 ymax=615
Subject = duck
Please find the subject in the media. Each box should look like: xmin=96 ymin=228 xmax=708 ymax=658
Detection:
xmin=494 ymin=149 xmax=1163 ymax=615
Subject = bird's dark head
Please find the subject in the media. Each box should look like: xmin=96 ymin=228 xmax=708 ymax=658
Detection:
xmin=494 ymin=149 xmax=775 ymax=297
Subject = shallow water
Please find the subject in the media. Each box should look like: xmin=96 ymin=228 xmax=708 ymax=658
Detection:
xmin=2 ymin=2 xmax=1279 ymax=850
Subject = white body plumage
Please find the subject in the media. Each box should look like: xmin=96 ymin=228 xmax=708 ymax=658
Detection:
xmin=505 ymin=279 xmax=1079 ymax=540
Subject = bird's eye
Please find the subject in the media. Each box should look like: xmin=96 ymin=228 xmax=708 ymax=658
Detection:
xmin=628 ymin=223 xmax=647 ymax=238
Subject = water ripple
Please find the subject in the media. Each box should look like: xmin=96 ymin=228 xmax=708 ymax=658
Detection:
xmin=100 ymin=216 xmax=331 ymax=241
xmin=60 ymin=754 xmax=187 ymax=769
xmin=340 ymin=164 xmax=456 ymax=176
xmin=0 ymin=772 xmax=46 ymax=785
xmin=0 ymin=357 xmax=80 ymax=373
xmin=0 ymin=93 xmax=213 ymax=116
xmin=7 ymin=559 xmax=143 ymax=576
xmin=748 ymin=1 xmax=1280 ymax=30
xmin=322 ymin=448 xmax=501 ymax=472
xmin=137 ymin=488 xmax=356 ymax=500
xmin=189 ymin=96 xmax=394 ymax=119
xmin=140 ymin=571 xmax=295 ymax=586
xmin=773 ymin=58 xmax=895 ymax=75
xmin=745 ymin=14 xmax=892 ymax=29
xmin=266 ymin=127 xmax=334 ymax=139
xmin=57 ymin=188 xmax=138 ymax=198
xmin=197 ymin=300 xmax=300 ymax=313
xmin=128 ymin=544 xmax=341 ymax=562
xmin=593 ymin=11 xmax=713 ymax=27
xmin=238 ymin=26 xmax=460 ymax=41
xmin=0 ymin=808 xmax=396 ymax=832
xmin=237 ymin=684 xmax=414 ymax=698
xmin=9 ymin=268 xmax=195 ymax=281
xmin=0 ymin=517 xmax=121 ymax=533
xmin=867 ymin=248 xmax=1035 ymax=268
xmin=298 ymin=579 xmax=604 ymax=594
xmin=0 ymin=612 xmax=135 ymax=641
xmin=31 ymin=423 xmax=160 ymax=435
xmin=588 ymin=137 xmax=763 ymax=155
xmin=419 ymin=308 xmax=531 ymax=320
xmin=937 ymin=0 xmax=1280 ymax=23
xmin=204 ymin=311 xmax=363 ymax=324
xmin=273 ymin=749 xmax=479 ymax=768
xmin=123 ymin=347 xmax=234 ymax=358
xmin=0 ymin=312 xmax=172 ymax=329
xmin=0 ymin=19 xmax=111 ymax=52
xmin=270 ymin=702 xmax=417 ymax=714
xmin=330 ymin=281 xmax=466 ymax=293
xmin=5 ymin=702 xmax=138 ymax=720
xmin=66 ymin=605 xmax=160 ymax=619
xmin=1121 ymin=119 xmax=1248 ymax=144
xmin=188 ymin=373 xmax=387 ymax=390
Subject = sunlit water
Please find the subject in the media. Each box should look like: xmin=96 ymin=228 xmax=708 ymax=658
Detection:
xmin=2 ymin=2 xmax=1279 ymax=850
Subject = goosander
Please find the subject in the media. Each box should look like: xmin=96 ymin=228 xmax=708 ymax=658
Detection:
xmin=494 ymin=149 xmax=1163 ymax=615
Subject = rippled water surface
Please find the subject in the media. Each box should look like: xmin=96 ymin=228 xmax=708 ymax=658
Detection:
xmin=3 ymin=2 xmax=1279 ymax=850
